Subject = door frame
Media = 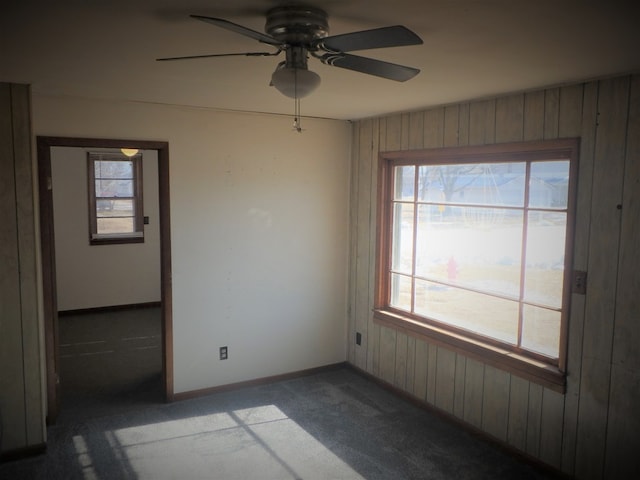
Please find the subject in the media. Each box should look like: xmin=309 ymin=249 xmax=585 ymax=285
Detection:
xmin=37 ymin=136 xmax=174 ymax=424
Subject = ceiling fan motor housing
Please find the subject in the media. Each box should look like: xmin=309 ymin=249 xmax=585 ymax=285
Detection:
xmin=265 ymin=6 xmax=329 ymax=45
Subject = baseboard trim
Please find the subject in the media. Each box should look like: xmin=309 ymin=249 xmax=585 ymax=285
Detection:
xmin=346 ymin=363 xmax=572 ymax=479
xmin=173 ymin=362 xmax=348 ymax=402
xmin=0 ymin=443 xmax=46 ymax=463
xmin=58 ymin=301 xmax=161 ymax=317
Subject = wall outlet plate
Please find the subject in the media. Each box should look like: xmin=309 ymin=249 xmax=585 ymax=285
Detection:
xmin=572 ymin=270 xmax=587 ymax=295
xmin=219 ymin=346 xmax=228 ymax=360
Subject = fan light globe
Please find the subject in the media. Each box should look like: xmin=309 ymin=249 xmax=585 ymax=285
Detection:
xmin=271 ymin=66 xmax=321 ymax=98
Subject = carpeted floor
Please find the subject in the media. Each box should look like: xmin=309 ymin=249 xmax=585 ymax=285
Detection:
xmin=0 ymin=309 xmax=565 ymax=480
xmin=55 ymin=306 xmax=164 ymax=424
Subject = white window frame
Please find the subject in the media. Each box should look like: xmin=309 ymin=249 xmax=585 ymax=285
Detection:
xmin=87 ymin=152 xmax=144 ymax=245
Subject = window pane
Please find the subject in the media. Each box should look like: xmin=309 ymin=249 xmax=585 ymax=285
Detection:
xmin=390 ymin=273 xmax=412 ymax=311
xmin=394 ymin=166 xmax=415 ymax=200
xmin=415 ymin=204 xmax=448 ymax=279
xmin=97 ymin=199 xmax=134 ymax=219
xmin=524 ymin=211 xmax=566 ymax=308
xmin=414 ymin=279 xmax=519 ymax=344
xmin=96 ymin=179 xmax=134 ymax=197
xmin=96 ymin=199 xmax=115 ymax=213
xmin=97 ymin=217 xmax=135 ymax=235
xmin=418 ymin=163 xmax=525 ymax=206
xmin=522 ymin=305 xmax=560 ymax=358
xmin=416 ymin=205 xmax=523 ymax=298
xmin=391 ymin=203 xmax=414 ymax=274
xmin=529 ymin=161 xmax=570 ymax=209
xmin=94 ymin=160 xmax=133 ymax=179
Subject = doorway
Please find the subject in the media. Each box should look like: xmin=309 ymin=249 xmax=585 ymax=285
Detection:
xmin=37 ymin=137 xmax=173 ymax=424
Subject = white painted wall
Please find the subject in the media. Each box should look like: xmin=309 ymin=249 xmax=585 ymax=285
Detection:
xmin=33 ymin=95 xmax=351 ymax=393
xmin=51 ymin=147 xmax=161 ymax=311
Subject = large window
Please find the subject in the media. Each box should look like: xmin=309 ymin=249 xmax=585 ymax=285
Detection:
xmin=375 ymin=140 xmax=578 ymax=388
xmin=88 ymin=151 xmax=144 ymax=245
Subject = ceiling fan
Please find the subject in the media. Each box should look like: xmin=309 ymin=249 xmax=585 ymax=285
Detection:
xmin=157 ymin=4 xmax=424 ymax=100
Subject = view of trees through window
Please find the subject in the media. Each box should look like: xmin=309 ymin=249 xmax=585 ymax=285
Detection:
xmin=388 ymin=159 xmax=570 ymax=359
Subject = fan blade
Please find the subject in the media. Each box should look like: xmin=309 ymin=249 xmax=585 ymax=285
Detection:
xmin=315 ymin=25 xmax=422 ymax=53
xmin=157 ymin=50 xmax=282 ymax=61
xmin=320 ymin=53 xmax=420 ymax=82
xmin=191 ymin=15 xmax=283 ymax=46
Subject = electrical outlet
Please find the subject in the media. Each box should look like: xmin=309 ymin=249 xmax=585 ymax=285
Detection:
xmin=572 ymin=270 xmax=587 ymax=295
xmin=356 ymin=332 xmax=362 ymax=346
xmin=219 ymin=346 xmax=228 ymax=360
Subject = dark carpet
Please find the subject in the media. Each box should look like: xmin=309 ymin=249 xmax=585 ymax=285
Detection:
xmin=0 ymin=308 xmax=564 ymax=479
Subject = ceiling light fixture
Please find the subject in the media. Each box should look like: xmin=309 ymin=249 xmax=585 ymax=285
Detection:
xmin=270 ymin=46 xmax=320 ymax=132
xmin=270 ymin=64 xmax=321 ymax=99
xmin=121 ymin=148 xmax=139 ymax=157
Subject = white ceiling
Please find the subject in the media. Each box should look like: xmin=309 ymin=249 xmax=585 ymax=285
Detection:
xmin=3 ymin=0 xmax=639 ymax=121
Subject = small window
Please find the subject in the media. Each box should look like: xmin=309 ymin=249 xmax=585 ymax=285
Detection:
xmin=88 ymin=151 xmax=144 ymax=245
xmin=375 ymin=140 xmax=579 ymax=389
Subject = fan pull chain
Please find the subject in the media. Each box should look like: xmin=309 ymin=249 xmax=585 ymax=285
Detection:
xmin=293 ymin=97 xmax=303 ymax=133
xmin=292 ymin=67 xmax=303 ymax=133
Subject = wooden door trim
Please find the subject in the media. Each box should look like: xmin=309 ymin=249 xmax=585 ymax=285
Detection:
xmin=36 ymin=136 xmax=174 ymax=423
xmin=36 ymin=138 xmax=59 ymax=423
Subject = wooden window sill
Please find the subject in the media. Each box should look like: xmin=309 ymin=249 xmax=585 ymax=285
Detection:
xmin=90 ymin=235 xmax=144 ymax=246
xmin=373 ymin=309 xmax=566 ymax=393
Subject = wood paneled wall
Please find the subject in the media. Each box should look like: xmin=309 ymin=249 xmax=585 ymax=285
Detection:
xmin=348 ymin=74 xmax=640 ymax=479
xmin=0 ymin=83 xmax=45 ymax=456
